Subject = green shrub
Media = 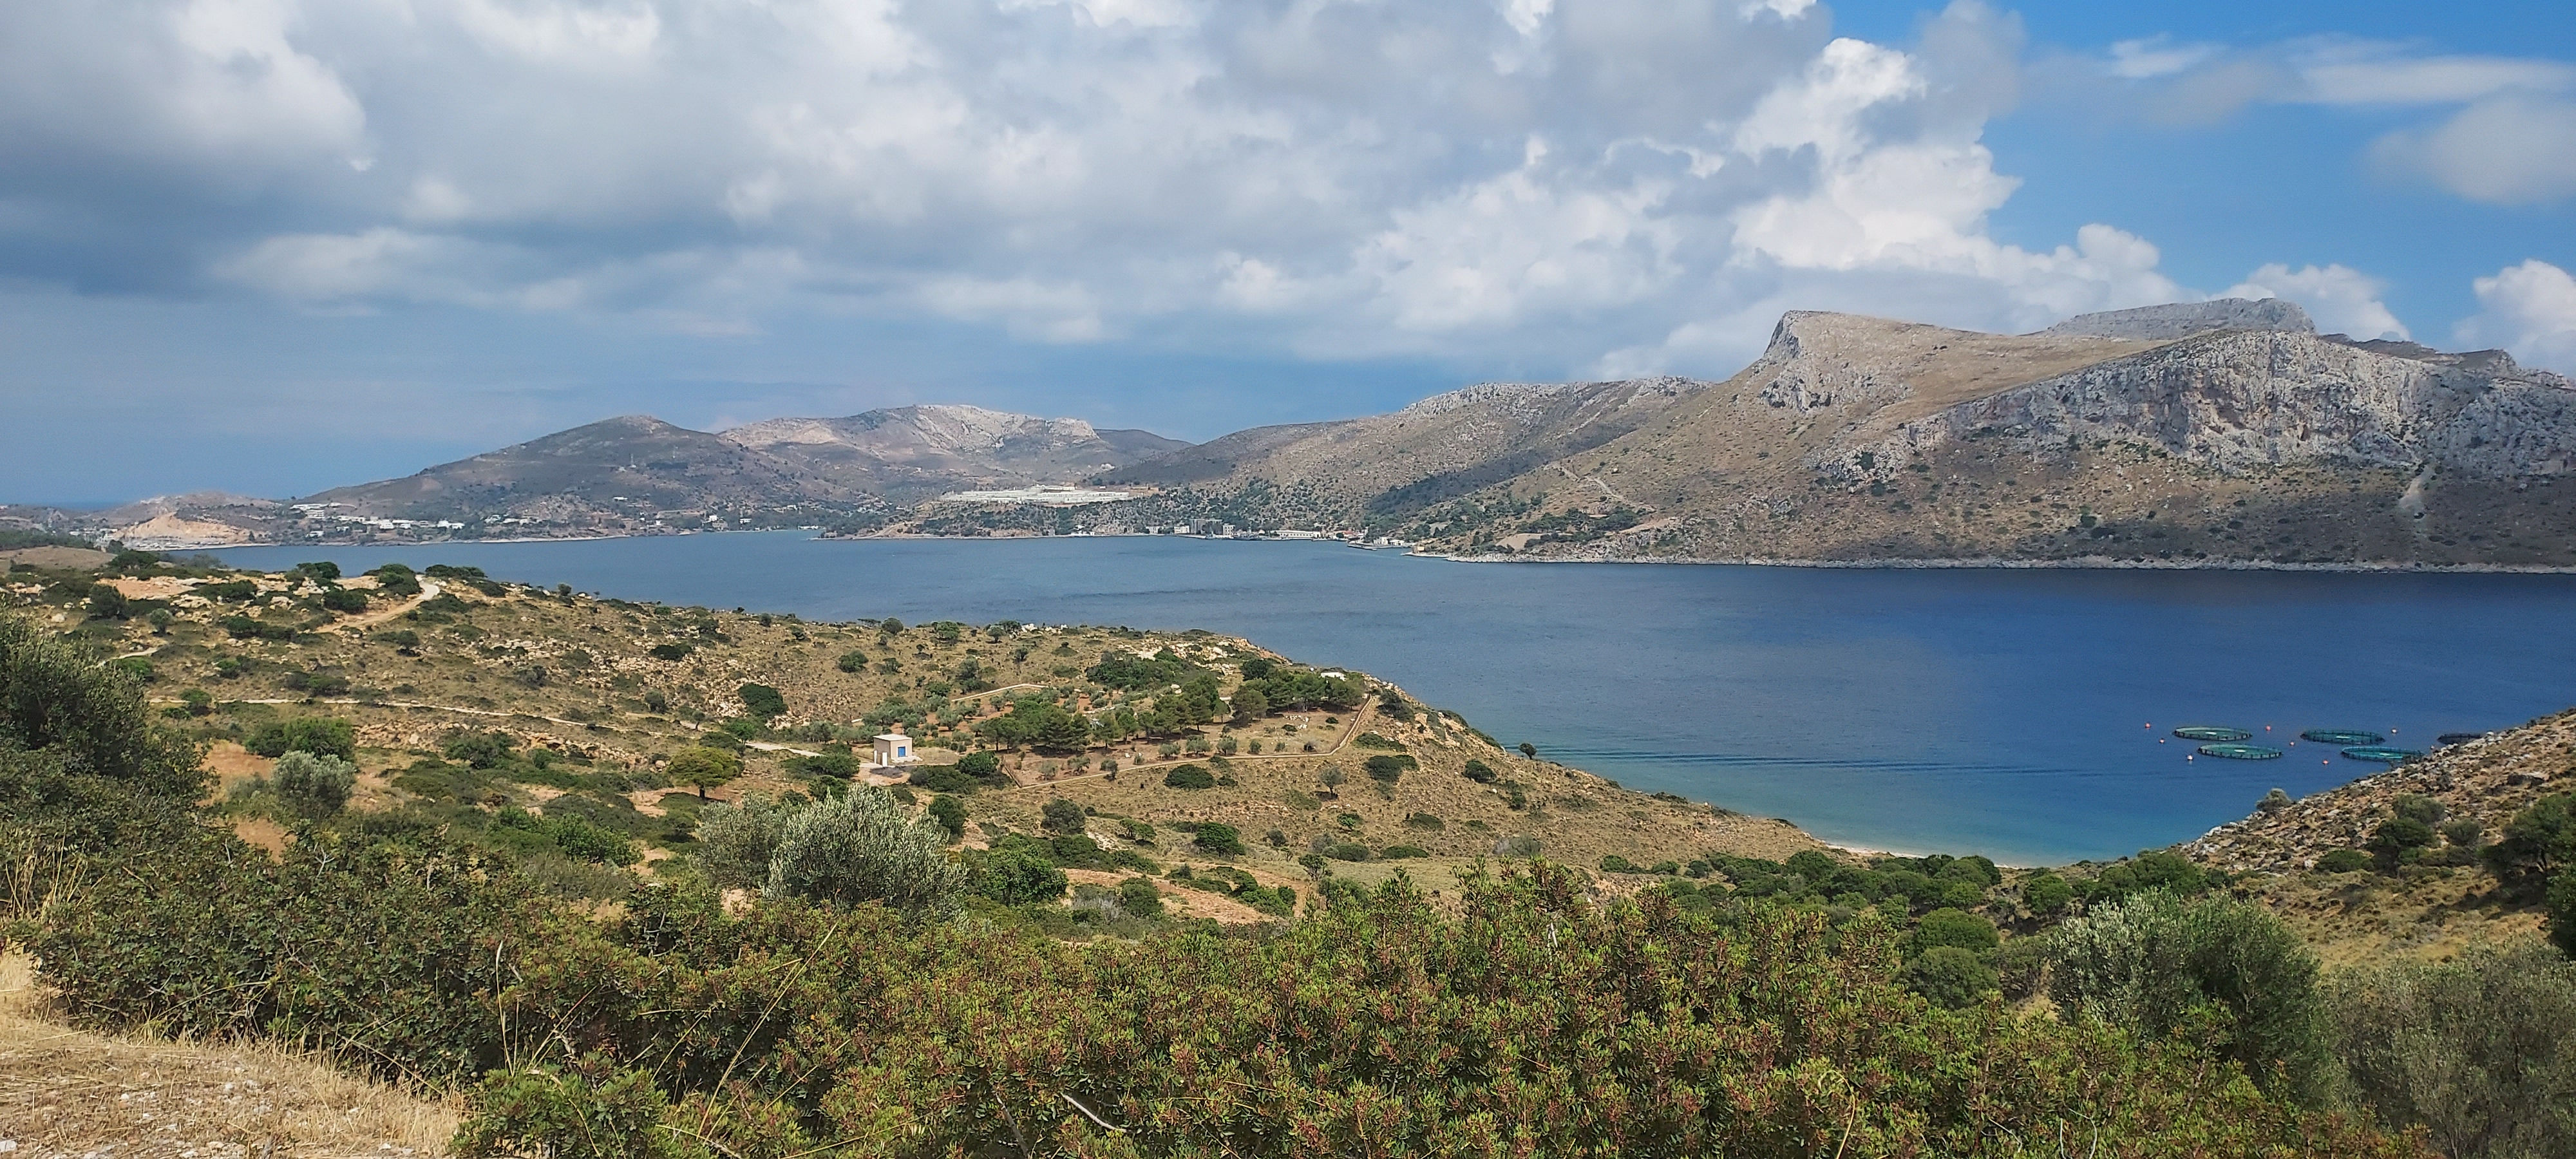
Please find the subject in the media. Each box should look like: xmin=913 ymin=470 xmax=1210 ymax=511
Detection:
xmin=2022 ymin=873 xmax=2074 ymax=914
xmin=926 ymin=794 xmax=966 ymax=840
xmin=2047 ymin=890 xmax=2329 ymax=1102
xmin=1163 ymin=764 xmax=1215 ymax=789
xmin=1380 ymin=845 xmax=1429 ymax=860
xmin=1462 ymin=758 xmax=1497 ymax=783
xmin=454 ymin=1056 xmax=690 ymax=1159
xmin=836 ymin=650 xmax=868 ymax=674
xmin=736 ymin=683 xmax=788 ymax=720
xmin=956 ymin=751 xmax=1002 ymax=780
xmin=2316 ymin=848 xmax=2372 ymax=874
xmin=648 ymin=642 xmax=694 ymax=661
xmin=1324 ymin=842 xmax=1370 ymax=862
xmin=1117 ymin=876 xmax=1163 ymax=917
xmin=2329 ymin=942 xmax=2576 ymax=1158
xmin=1363 ymin=753 xmax=1414 ymax=782
xmin=972 ymin=849 xmax=1068 ymax=906
xmin=247 ymin=716 xmax=357 ymax=761
xmin=1041 ymin=798 xmax=1087 ymax=834
xmin=1598 ymin=854 xmax=1638 ymax=873
xmin=1354 ymin=732 xmax=1404 ymax=750
xmin=1193 ymin=823 xmax=1245 ymax=855
xmin=321 ymin=587 xmax=369 ymax=613
xmin=1911 ymin=908 xmax=2000 ymax=956
xmin=1902 ymin=946 xmax=1998 ymax=1009
xmin=2552 ymin=871 xmax=2576 ymax=959
xmin=2485 ymin=794 xmax=2575 ymax=890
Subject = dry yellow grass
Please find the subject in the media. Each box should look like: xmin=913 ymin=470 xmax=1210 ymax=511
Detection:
xmin=0 ymin=954 xmax=459 ymax=1156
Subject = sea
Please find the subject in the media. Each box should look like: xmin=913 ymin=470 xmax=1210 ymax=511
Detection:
xmin=218 ymin=532 xmax=2576 ymax=865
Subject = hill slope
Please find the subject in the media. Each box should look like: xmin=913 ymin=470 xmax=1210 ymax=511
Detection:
xmin=724 ymin=404 xmax=1188 ymax=503
xmin=1097 ymin=300 xmax=2576 ymax=566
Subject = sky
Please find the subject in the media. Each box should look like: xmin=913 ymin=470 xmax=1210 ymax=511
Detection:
xmin=2 ymin=0 xmax=2572 ymax=505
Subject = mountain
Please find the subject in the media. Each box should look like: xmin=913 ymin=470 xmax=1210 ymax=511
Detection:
xmin=722 ymin=404 xmax=1189 ymax=503
xmin=1087 ymin=300 xmax=2576 ymax=567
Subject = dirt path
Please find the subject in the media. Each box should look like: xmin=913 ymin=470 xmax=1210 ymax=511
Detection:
xmin=334 ymin=580 xmax=442 ymax=631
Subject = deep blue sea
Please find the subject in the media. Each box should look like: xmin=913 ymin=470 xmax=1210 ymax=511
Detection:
xmin=220 ymin=533 xmax=2576 ymax=865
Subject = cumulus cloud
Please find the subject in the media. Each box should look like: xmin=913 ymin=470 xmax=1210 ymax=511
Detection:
xmin=2456 ymin=259 xmax=2576 ymax=372
xmin=0 ymin=0 xmax=2213 ymax=377
xmin=2222 ymin=263 xmax=2409 ymax=341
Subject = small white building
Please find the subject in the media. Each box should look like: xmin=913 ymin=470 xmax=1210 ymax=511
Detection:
xmin=873 ymin=731 xmax=918 ymax=767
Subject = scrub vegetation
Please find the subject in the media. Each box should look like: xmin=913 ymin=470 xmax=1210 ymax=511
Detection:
xmin=6 ymin=554 xmax=2575 ymax=1154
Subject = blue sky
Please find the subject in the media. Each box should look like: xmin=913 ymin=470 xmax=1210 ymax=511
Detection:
xmin=2 ymin=0 xmax=2571 ymax=505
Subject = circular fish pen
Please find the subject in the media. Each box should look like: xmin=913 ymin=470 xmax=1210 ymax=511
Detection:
xmin=2302 ymin=729 xmax=2384 ymax=746
xmin=2174 ymin=726 xmax=2253 ymax=742
xmin=2199 ymin=742 xmax=2285 ymax=760
xmin=2340 ymin=746 xmax=2425 ymax=764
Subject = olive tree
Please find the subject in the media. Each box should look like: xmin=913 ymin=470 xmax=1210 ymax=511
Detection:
xmin=2047 ymin=889 xmax=2329 ymax=1102
xmin=270 ymin=750 xmax=356 ymax=817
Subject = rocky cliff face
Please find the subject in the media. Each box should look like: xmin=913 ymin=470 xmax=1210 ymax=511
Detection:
xmin=2038 ymin=297 xmax=2315 ymax=341
xmin=1838 ymin=331 xmax=2576 ymax=484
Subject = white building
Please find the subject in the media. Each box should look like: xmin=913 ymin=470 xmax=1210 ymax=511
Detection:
xmin=873 ymin=730 xmax=918 ymax=767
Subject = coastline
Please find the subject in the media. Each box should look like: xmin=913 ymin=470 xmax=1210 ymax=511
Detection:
xmin=213 ymin=527 xmax=2576 ymax=576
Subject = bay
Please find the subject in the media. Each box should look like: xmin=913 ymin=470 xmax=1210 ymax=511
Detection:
xmin=220 ymin=532 xmax=2576 ymax=865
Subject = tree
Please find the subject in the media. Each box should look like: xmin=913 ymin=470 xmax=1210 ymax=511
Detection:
xmin=321 ymin=587 xmax=369 ymax=613
xmin=1230 ymin=686 xmax=1268 ymax=723
xmin=2485 ymin=793 xmax=2575 ymax=890
xmin=736 ymin=683 xmax=788 ymax=721
xmin=1518 ymin=742 xmax=1538 ymax=758
xmin=762 ymin=787 xmax=967 ymax=918
xmin=837 ymin=650 xmax=868 ymax=674
xmin=1318 ymin=764 xmax=1346 ymax=789
xmin=668 ymin=746 xmax=744 ymax=799
xmin=270 ymin=750 xmax=355 ymax=817
xmin=956 ymin=751 xmax=1002 ymax=782
xmin=1041 ymin=798 xmax=1087 ymax=834
xmin=1164 ymin=764 xmax=1215 ymax=789
xmin=2552 ymin=870 xmax=2576 ymax=959
xmin=2258 ymin=787 xmax=2292 ymax=813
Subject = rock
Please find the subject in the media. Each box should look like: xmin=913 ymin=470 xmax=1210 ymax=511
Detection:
xmin=2039 ymin=298 xmax=2316 ymax=341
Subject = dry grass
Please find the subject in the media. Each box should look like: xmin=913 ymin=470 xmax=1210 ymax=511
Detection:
xmin=0 ymin=954 xmax=460 ymax=1157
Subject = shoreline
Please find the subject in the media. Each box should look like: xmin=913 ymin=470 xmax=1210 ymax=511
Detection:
xmin=211 ymin=527 xmax=2576 ymax=576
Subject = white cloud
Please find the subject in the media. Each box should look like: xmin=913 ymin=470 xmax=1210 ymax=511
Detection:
xmin=2293 ymin=50 xmax=2575 ymax=106
xmin=2222 ymin=263 xmax=2409 ymax=341
xmin=2369 ymin=93 xmax=2576 ymax=205
xmin=2107 ymin=36 xmax=2216 ymax=80
xmin=0 ymin=0 xmax=2216 ymax=377
xmin=2456 ymin=259 xmax=2576 ymax=372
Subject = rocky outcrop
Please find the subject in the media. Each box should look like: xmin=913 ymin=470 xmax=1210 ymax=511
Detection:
xmin=1864 ymin=330 xmax=2575 ymax=480
xmin=2039 ymin=297 xmax=2315 ymax=341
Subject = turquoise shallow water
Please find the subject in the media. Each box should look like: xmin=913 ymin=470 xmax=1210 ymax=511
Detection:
xmin=221 ymin=533 xmax=2576 ymax=865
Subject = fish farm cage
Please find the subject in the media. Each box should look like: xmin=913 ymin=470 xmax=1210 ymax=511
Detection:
xmin=2199 ymin=742 xmax=2285 ymax=760
xmin=2340 ymin=746 xmax=2425 ymax=764
xmin=2174 ymin=726 xmax=2253 ymax=742
xmin=2302 ymin=729 xmax=2385 ymax=746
